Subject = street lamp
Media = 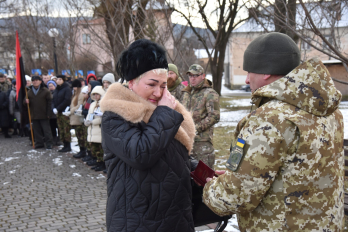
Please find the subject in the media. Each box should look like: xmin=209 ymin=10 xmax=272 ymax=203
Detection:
xmin=48 ymin=28 xmax=59 ymax=76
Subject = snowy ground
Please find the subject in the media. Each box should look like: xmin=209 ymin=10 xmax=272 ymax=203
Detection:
xmin=216 ymin=95 xmax=348 ymax=139
xmin=196 ymin=214 xmax=240 ymax=232
xmin=339 ymin=102 xmax=348 ymax=139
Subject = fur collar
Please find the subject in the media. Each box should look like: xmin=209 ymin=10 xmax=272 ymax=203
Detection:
xmin=100 ymin=83 xmax=196 ymax=153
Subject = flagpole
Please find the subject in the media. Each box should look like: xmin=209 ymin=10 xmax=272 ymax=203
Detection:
xmin=25 ymin=87 xmax=35 ymax=148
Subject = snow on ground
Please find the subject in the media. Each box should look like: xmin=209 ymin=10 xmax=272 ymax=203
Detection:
xmin=70 ymin=129 xmax=80 ymax=153
xmin=197 ymin=214 xmax=240 ymax=232
xmin=338 ymin=102 xmax=348 ymax=139
xmin=340 ymin=108 xmax=348 ymax=139
xmin=215 ymin=110 xmax=249 ymax=128
xmin=227 ymin=99 xmax=252 ymax=107
xmin=206 ymin=74 xmax=247 ymax=95
xmin=52 ymin=158 xmax=63 ymax=166
xmin=4 ymin=157 xmax=19 ymax=162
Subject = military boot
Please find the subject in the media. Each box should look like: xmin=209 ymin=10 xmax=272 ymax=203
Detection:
xmin=73 ymin=147 xmax=86 ymax=158
xmin=94 ymin=162 xmax=106 ymax=172
xmin=58 ymin=142 xmax=72 ymax=152
xmin=82 ymin=150 xmax=93 ymax=162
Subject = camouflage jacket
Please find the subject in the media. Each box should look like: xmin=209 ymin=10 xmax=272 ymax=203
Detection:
xmin=182 ymin=78 xmax=220 ymax=143
xmin=169 ymin=77 xmax=185 ymax=103
xmin=203 ymin=57 xmax=344 ymax=231
xmin=0 ymin=81 xmax=11 ymax=92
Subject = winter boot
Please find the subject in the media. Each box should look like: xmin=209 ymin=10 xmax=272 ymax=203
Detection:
xmin=58 ymin=142 xmax=72 ymax=152
xmin=12 ymin=121 xmax=18 ymax=136
xmin=94 ymin=162 xmax=106 ymax=172
xmin=82 ymin=150 xmax=93 ymax=162
xmin=3 ymin=128 xmax=11 ymax=138
xmin=73 ymin=147 xmax=86 ymax=158
xmin=87 ymin=159 xmax=98 ymax=166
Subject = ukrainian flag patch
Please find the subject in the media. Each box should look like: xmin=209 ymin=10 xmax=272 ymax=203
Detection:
xmin=236 ymin=138 xmax=245 ymax=148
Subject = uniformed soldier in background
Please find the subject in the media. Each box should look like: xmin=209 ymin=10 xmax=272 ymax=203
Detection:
xmin=53 ymin=75 xmax=72 ymax=152
xmin=167 ymin=63 xmax=185 ymax=102
xmin=182 ymin=64 xmax=220 ymax=169
xmin=203 ymin=32 xmax=344 ymax=231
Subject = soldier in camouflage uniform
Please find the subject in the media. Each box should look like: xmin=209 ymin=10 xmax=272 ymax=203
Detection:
xmin=203 ymin=33 xmax=344 ymax=231
xmin=53 ymin=75 xmax=72 ymax=152
xmin=168 ymin=64 xmax=185 ymax=102
xmin=0 ymin=73 xmax=11 ymax=92
xmin=182 ymin=64 xmax=220 ymax=168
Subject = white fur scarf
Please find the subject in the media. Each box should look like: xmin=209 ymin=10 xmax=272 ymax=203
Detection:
xmin=100 ymin=83 xmax=196 ymax=153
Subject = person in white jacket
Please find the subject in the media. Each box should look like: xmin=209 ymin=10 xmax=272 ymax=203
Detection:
xmin=84 ymin=86 xmax=105 ymax=171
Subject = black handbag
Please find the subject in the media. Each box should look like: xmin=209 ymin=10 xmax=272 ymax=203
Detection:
xmin=192 ymin=182 xmax=231 ymax=232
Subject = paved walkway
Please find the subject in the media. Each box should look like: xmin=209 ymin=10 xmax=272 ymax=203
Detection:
xmin=0 ymin=135 xmax=216 ymax=232
xmin=0 ymin=136 xmax=107 ymax=232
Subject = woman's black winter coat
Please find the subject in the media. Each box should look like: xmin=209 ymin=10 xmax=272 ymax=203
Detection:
xmin=102 ymin=106 xmax=194 ymax=232
xmin=53 ymin=82 xmax=72 ymax=113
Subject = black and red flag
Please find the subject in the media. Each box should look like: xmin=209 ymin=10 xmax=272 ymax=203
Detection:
xmin=15 ymin=31 xmax=27 ymax=113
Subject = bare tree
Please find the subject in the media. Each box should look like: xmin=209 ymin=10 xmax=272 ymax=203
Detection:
xmin=250 ymin=0 xmax=348 ymax=84
xmin=167 ymin=0 xmax=251 ymax=95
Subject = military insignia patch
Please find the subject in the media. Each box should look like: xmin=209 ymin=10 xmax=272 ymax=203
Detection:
xmin=226 ymin=138 xmax=245 ymax=171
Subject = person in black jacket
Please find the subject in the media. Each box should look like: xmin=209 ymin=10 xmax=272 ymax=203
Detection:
xmin=25 ymin=76 xmax=53 ymax=149
xmin=53 ymin=75 xmax=72 ymax=152
xmin=0 ymin=87 xmax=11 ymax=138
xmin=100 ymin=39 xmax=196 ymax=232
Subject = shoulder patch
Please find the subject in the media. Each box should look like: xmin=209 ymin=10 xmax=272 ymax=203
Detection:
xmin=226 ymin=138 xmax=245 ymax=171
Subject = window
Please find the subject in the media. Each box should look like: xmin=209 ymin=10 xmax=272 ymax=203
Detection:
xmin=301 ymin=38 xmax=311 ymax=50
xmin=82 ymin=34 xmax=91 ymax=44
xmin=323 ymin=35 xmax=333 ymax=50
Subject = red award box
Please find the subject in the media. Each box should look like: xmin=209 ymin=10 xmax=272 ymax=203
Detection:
xmin=190 ymin=160 xmax=216 ymax=187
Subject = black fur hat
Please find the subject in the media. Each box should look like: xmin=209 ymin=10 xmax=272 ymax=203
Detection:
xmin=116 ymin=39 xmax=168 ymax=83
xmin=31 ymin=76 xmax=42 ymax=81
xmin=72 ymin=79 xmax=82 ymax=88
xmin=56 ymin=75 xmax=67 ymax=82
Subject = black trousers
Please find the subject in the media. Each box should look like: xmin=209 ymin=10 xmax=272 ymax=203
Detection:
xmin=32 ymin=119 xmax=53 ymax=146
xmin=50 ymin=118 xmax=58 ymax=138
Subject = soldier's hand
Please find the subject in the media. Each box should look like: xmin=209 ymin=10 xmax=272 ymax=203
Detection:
xmin=215 ymin=170 xmax=226 ymax=175
xmin=206 ymin=170 xmax=226 ymax=183
xmin=158 ymin=88 xmax=177 ymax=109
xmin=26 ymin=99 xmax=29 ymax=104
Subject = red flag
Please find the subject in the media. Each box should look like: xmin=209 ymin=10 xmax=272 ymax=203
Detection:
xmin=15 ymin=31 xmax=26 ymax=112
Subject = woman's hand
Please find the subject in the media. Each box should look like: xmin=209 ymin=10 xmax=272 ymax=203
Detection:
xmin=158 ymin=88 xmax=177 ymax=109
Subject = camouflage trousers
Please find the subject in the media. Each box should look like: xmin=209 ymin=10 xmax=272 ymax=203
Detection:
xmin=191 ymin=141 xmax=215 ymax=169
xmin=57 ymin=113 xmax=71 ymax=143
xmin=72 ymin=125 xmax=87 ymax=148
xmin=90 ymin=142 xmax=104 ymax=162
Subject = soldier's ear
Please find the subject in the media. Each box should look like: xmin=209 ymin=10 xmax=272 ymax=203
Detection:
xmin=263 ymin=74 xmax=272 ymax=80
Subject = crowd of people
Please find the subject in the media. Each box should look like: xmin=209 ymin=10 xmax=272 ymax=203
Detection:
xmin=0 ymin=56 xmax=221 ymax=176
xmin=0 ymin=72 xmax=118 ymax=173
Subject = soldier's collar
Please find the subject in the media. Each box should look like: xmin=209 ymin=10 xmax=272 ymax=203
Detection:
xmin=191 ymin=79 xmax=205 ymax=90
